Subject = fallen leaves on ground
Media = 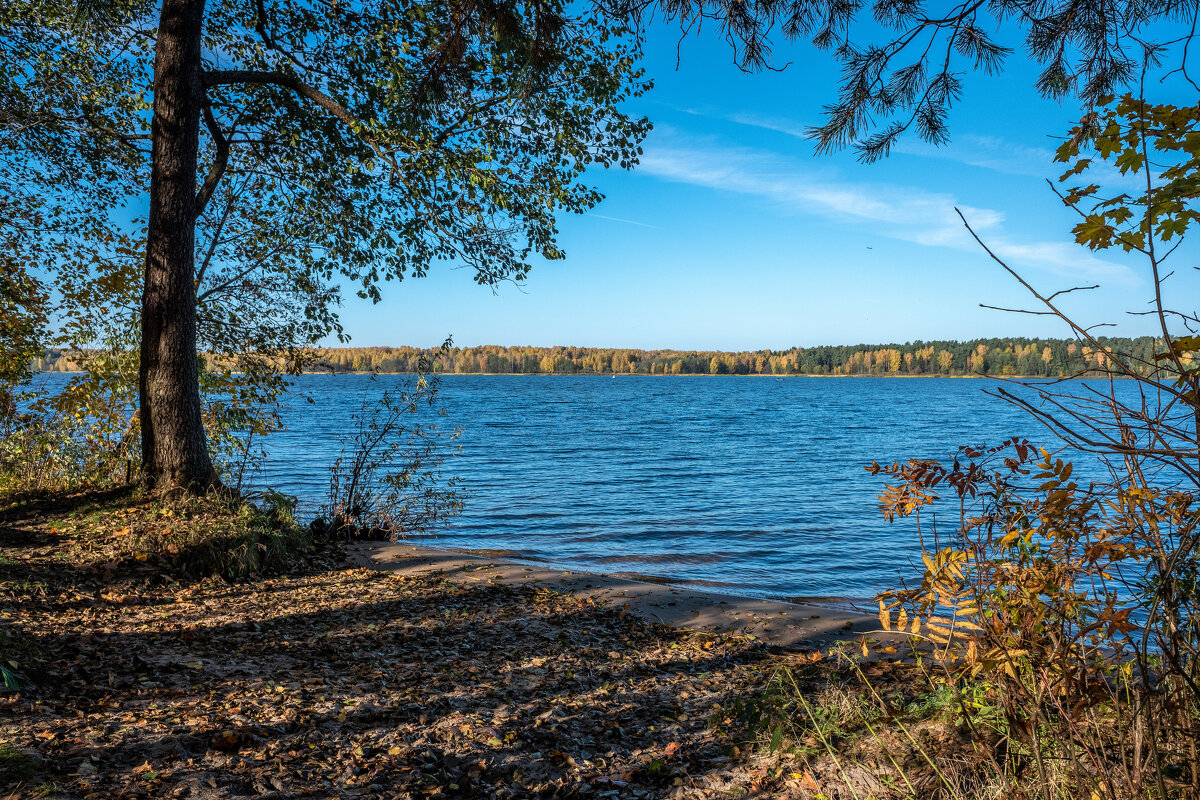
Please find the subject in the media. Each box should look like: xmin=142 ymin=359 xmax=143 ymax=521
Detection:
xmin=0 ymin=491 xmax=820 ymax=798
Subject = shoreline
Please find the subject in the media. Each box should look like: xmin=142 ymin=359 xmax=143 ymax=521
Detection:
xmin=31 ymin=371 xmax=1104 ymax=380
xmin=351 ymin=540 xmax=896 ymax=650
xmin=325 ymin=372 xmax=1001 ymax=378
xmin=9 ymin=492 xmax=820 ymax=797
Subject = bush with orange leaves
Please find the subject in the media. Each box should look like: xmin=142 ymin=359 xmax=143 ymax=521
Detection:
xmin=870 ymin=435 xmax=1198 ymax=797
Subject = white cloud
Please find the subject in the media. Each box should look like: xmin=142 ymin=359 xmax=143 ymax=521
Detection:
xmin=637 ymin=135 xmax=1134 ymax=282
xmin=692 ymin=108 xmax=1146 ymax=193
xmin=723 ymin=112 xmax=811 ymax=139
xmin=895 ymin=134 xmax=1060 ymax=177
xmin=879 ymin=133 xmax=1147 ymax=195
xmin=699 ymin=105 xmax=1062 ymax=177
xmin=586 ymin=213 xmax=660 ymax=229
xmin=670 ymin=105 xmax=814 ymax=140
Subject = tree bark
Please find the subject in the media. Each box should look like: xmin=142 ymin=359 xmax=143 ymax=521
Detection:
xmin=140 ymin=0 xmax=220 ymax=491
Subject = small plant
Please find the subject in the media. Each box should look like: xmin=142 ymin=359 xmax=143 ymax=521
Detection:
xmin=870 ymin=440 xmax=1200 ymax=797
xmin=139 ymin=489 xmax=310 ymax=579
xmin=726 ymin=664 xmax=805 ymax=755
xmin=0 ymin=742 xmax=38 ymax=785
xmin=321 ymin=345 xmax=464 ymax=539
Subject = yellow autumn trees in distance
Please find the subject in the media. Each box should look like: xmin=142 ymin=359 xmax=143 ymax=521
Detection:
xmin=32 ymin=336 xmax=1169 ymax=378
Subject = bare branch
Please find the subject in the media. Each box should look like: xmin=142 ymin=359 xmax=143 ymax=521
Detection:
xmin=979 ymin=304 xmax=1055 ymax=315
xmin=954 ymin=206 xmax=1192 ymax=401
xmin=1047 ymin=284 xmax=1099 ymax=301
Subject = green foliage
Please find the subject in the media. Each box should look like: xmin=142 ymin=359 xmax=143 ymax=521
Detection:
xmin=724 ymin=665 xmax=808 ymax=753
xmin=1056 ymin=95 xmax=1200 ymax=253
xmin=54 ymin=487 xmax=312 ymax=580
xmin=203 ymin=0 xmax=650 ymax=294
xmin=322 ymin=349 xmax=465 ymax=538
xmin=0 ymin=0 xmax=150 ymax=213
xmin=0 ymin=0 xmax=150 ymax=464
xmin=0 ymin=743 xmax=38 ymax=785
xmin=0 ymin=186 xmax=51 ymax=423
xmin=0 ymin=227 xmax=143 ymax=492
xmin=151 ymin=490 xmax=311 ymax=580
xmin=0 ymin=269 xmax=47 ymax=400
xmin=3 ymin=0 xmax=651 ymax=492
xmin=7 ymin=0 xmax=652 ymax=304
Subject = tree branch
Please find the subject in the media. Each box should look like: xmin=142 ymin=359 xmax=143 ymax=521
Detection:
xmin=204 ymin=69 xmax=402 ymax=174
xmin=195 ymin=187 xmax=235 ymax=288
xmin=196 ymin=100 xmax=230 ymax=215
xmin=252 ymin=0 xmax=312 ymax=72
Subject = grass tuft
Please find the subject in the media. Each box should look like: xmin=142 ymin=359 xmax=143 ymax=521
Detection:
xmin=1 ymin=485 xmax=312 ymax=581
xmin=127 ymin=488 xmax=311 ymax=580
xmin=0 ymin=742 xmax=39 ymax=785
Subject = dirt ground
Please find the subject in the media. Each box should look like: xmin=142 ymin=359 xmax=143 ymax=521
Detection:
xmin=0 ymin=492 xmax=878 ymax=799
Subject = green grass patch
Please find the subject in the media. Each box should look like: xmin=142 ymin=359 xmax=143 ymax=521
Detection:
xmin=117 ymin=489 xmax=313 ymax=580
xmin=2 ymin=484 xmax=312 ymax=581
xmin=0 ymin=742 xmax=39 ymax=785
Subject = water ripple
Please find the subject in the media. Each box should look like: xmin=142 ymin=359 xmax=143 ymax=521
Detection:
xmin=255 ymin=374 xmax=1133 ymax=601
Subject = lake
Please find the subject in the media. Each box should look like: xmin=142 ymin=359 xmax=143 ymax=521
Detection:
xmin=249 ymin=374 xmax=1126 ymax=604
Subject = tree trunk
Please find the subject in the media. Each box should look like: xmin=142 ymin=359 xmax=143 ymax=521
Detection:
xmin=139 ymin=0 xmax=220 ymax=491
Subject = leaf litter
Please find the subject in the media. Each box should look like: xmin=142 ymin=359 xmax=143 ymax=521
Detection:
xmin=0 ymin=491 xmax=844 ymax=799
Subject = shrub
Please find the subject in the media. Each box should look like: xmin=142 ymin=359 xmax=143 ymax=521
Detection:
xmin=869 ymin=94 xmax=1200 ymax=799
xmin=320 ymin=352 xmax=464 ymax=539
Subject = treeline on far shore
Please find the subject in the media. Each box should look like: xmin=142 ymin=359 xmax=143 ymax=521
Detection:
xmin=32 ymin=336 xmax=1168 ymax=377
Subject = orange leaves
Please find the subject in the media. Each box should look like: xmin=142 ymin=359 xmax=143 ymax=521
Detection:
xmin=795 ymin=769 xmax=821 ymax=792
xmin=997 ymin=529 xmax=1031 ymax=548
xmin=1033 ymin=451 xmax=1077 ymax=497
xmin=918 ymin=547 xmax=971 ymax=606
xmin=877 ymin=481 xmax=938 ymax=522
xmin=871 ymin=439 xmax=1040 ymax=527
xmin=867 ymin=431 xmax=1192 ymax=727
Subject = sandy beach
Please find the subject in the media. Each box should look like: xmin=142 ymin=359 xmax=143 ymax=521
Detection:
xmin=351 ymin=540 xmax=898 ymax=650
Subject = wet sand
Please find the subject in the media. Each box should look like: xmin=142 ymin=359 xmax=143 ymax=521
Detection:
xmin=350 ymin=541 xmax=903 ymax=650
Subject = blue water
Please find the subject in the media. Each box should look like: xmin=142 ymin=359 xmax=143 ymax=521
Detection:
xmin=248 ymin=374 xmax=1133 ymax=603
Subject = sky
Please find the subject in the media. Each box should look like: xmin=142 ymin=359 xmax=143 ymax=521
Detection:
xmin=338 ymin=18 xmax=1199 ymax=351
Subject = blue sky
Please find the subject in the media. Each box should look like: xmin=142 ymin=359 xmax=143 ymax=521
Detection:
xmin=342 ymin=20 xmax=1198 ymax=351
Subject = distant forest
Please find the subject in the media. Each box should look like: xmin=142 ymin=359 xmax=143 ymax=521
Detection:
xmin=32 ymin=337 xmax=1167 ymax=377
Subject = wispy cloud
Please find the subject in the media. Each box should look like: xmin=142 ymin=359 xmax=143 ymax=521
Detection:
xmin=586 ymin=213 xmax=660 ymax=229
xmin=687 ymin=107 xmax=1141 ymax=190
xmin=716 ymin=109 xmax=1064 ymax=178
xmin=637 ymin=135 xmax=1133 ymax=283
xmin=898 ymin=133 xmax=1148 ymax=194
xmin=675 ymin=106 xmax=813 ymax=140
xmin=684 ymin=103 xmax=1057 ymax=177
xmin=895 ymin=134 xmax=1060 ymax=177
xmin=724 ymin=112 xmax=811 ymax=139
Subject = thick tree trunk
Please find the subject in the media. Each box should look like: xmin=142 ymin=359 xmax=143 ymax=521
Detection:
xmin=139 ymin=0 xmax=220 ymax=491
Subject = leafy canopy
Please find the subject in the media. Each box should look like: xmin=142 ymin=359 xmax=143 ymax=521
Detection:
xmin=1 ymin=0 xmax=650 ymax=482
xmin=7 ymin=0 xmax=650 ymax=341
xmin=1056 ymin=94 xmax=1200 ymax=253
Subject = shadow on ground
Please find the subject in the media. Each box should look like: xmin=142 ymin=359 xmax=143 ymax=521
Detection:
xmin=0 ymin=491 xmax=801 ymax=799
